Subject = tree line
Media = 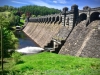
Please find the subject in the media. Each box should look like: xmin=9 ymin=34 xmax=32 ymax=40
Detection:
xmin=0 ymin=5 xmax=61 ymax=17
xmin=0 ymin=5 xmax=17 ymax=12
xmin=19 ymin=5 xmax=61 ymax=16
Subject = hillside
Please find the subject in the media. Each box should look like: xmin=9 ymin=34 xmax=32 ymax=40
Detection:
xmin=0 ymin=5 xmax=61 ymax=16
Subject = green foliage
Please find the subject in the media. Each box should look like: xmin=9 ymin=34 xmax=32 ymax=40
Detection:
xmin=21 ymin=14 xmax=26 ymax=19
xmin=31 ymin=15 xmax=36 ymax=18
xmin=9 ymin=14 xmax=16 ymax=26
xmin=19 ymin=5 xmax=61 ymax=16
xmin=19 ymin=18 xmax=25 ymax=26
xmin=0 ymin=12 xmax=19 ymax=57
xmin=0 ymin=5 xmax=61 ymax=16
xmin=15 ymin=15 xmax=20 ymax=25
xmin=0 ymin=5 xmax=17 ymax=12
xmin=37 ymin=15 xmax=41 ymax=17
xmin=3 ymin=52 xmax=100 ymax=75
xmin=2 ymin=28 xmax=18 ymax=56
xmin=9 ymin=14 xmax=20 ymax=26
xmin=11 ymin=52 xmax=22 ymax=64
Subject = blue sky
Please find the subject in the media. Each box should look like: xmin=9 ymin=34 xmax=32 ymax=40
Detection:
xmin=0 ymin=0 xmax=100 ymax=10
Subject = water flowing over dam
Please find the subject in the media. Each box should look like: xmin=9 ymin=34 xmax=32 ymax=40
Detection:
xmin=23 ymin=5 xmax=100 ymax=58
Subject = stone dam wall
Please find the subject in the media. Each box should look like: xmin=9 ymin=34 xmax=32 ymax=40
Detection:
xmin=59 ymin=20 xmax=100 ymax=58
xmin=23 ymin=22 xmax=62 ymax=48
xmin=23 ymin=5 xmax=100 ymax=58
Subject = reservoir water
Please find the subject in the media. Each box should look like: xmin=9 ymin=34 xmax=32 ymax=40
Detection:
xmin=15 ymin=31 xmax=38 ymax=49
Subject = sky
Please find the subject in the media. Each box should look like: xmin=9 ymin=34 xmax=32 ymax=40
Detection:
xmin=0 ymin=0 xmax=100 ymax=10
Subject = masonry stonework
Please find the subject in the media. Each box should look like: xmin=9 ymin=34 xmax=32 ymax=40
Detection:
xmin=23 ymin=5 xmax=100 ymax=58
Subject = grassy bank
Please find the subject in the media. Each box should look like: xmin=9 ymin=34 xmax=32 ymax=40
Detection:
xmin=19 ymin=18 xmax=25 ymax=26
xmin=1 ymin=52 xmax=100 ymax=75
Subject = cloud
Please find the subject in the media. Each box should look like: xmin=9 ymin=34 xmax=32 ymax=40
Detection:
xmin=29 ymin=0 xmax=50 ymax=7
xmin=59 ymin=0 xmax=67 ymax=4
xmin=12 ymin=0 xmax=28 ymax=4
xmin=53 ymin=0 xmax=58 ymax=3
xmin=53 ymin=0 xmax=67 ymax=4
xmin=29 ymin=0 xmax=57 ymax=9
xmin=29 ymin=0 xmax=69 ymax=10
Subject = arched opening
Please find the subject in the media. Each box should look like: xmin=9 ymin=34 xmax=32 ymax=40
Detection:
xmin=43 ymin=18 xmax=45 ymax=23
xmin=48 ymin=17 xmax=51 ymax=23
xmin=41 ymin=18 xmax=43 ymax=23
xmin=46 ymin=17 xmax=48 ymax=22
xmin=90 ymin=12 xmax=100 ymax=22
xmin=44 ymin=18 xmax=47 ymax=23
xmin=51 ymin=17 xmax=55 ymax=23
xmin=79 ymin=13 xmax=87 ymax=22
xmin=36 ymin=19 xmax=38 ymax=22
xmin=39 ymin=18 xmax=41 ymax=23
xmin=59 ymin=17 xmax=62 ymax=24
xmin=56 ymin=16 xmax=59 ymax=22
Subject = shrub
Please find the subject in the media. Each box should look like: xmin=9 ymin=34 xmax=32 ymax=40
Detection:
xmin=11 ymin=52 xmax=22 ymax=64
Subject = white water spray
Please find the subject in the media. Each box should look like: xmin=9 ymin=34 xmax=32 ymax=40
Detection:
xmin=16 ymin=46 xmax=44 ymax=54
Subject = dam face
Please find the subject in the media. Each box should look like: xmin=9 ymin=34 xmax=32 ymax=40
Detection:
xmin=23 ymin=5 xmax=100 ymax=58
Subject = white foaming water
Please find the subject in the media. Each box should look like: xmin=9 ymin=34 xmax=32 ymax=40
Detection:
xmin=16 ymin=46 xmax=44 ymax=54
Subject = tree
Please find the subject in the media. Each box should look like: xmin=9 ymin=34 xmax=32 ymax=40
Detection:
xmin=3 ymin=5 xmax=9 ymax=10
xmin=0 ymin=13 xmax=18 ymax=57
xmin=15 ymin=15 xmax=20 ymax=25
xmin=9 ymin=14 xmax=16 ymax=26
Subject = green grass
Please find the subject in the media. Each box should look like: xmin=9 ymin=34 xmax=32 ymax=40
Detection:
xmin=20 ymin=18 xmax=25 ymax=24
xmin=1 ymin=52 xmax=100 ymax=75
xmin=19 ymin=18 xmax=25 ymax=26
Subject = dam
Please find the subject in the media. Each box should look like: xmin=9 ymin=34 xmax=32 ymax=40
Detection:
xmin=23 ymin=5 xmax=100 ymax=58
